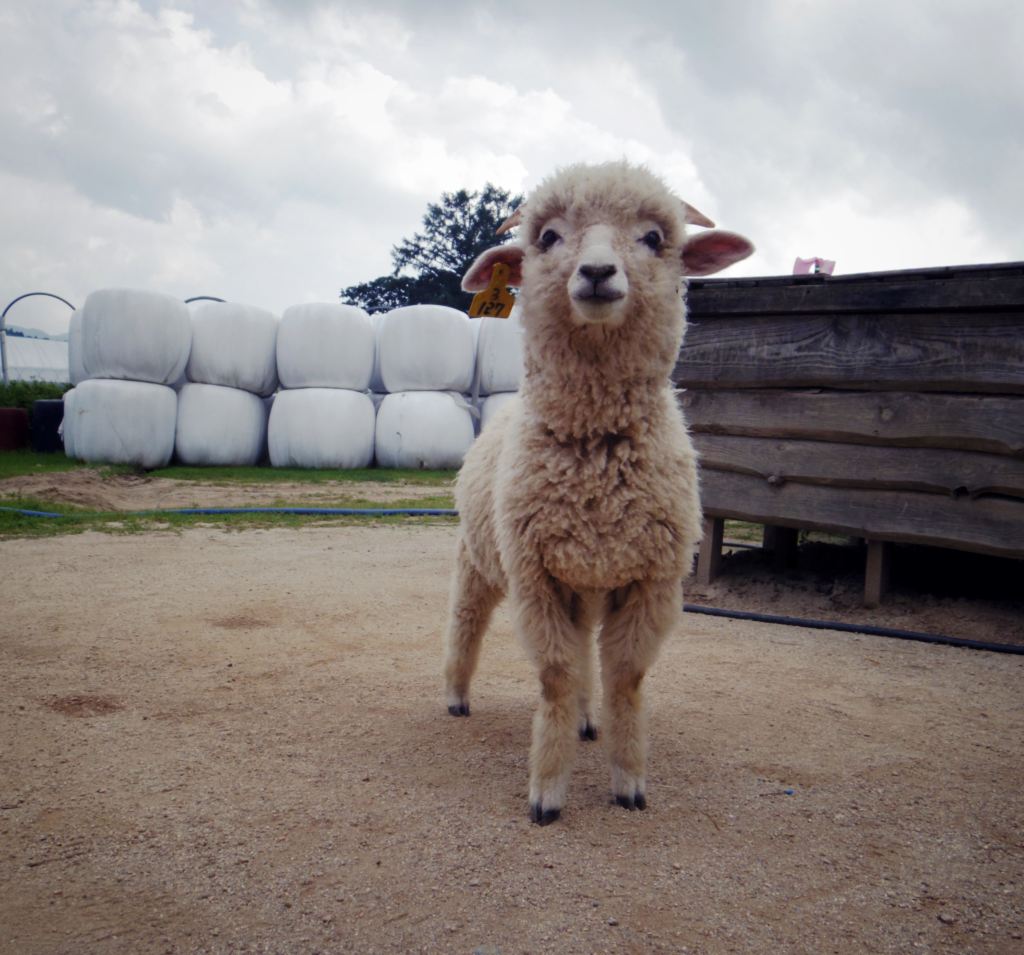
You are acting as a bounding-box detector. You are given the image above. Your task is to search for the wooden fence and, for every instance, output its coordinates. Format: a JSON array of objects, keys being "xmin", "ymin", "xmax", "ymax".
[{"xmin": 675, "ymin": 261, "xmax": 1024, "ymax": 605}]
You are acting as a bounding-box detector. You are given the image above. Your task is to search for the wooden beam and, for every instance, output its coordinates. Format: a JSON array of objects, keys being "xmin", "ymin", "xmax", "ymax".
[
  {"xmin": 696, "ymin": 515, "xmax": 724, "ymax": 586},
  {"xmin": 699, "ymin": 468, "xmax": 1024, "ymax": 558},
  {"xmin": 687, "ymin": 267, "xmax": 1024, "ymax": 317},
  {"xmin": 692, "ymin": 433, "xmax": 1024, "ymax": 499},
  {"xmin": 674, "ymin": 311, "xmax": 1024, "ymax": 393},
  {"xmin": 679, "ymin": 389, "xmax": 1024, "ymax": 458},
  {"xmin": 864, "ymin": 540, "xmax": 892, "ymax": 608}
]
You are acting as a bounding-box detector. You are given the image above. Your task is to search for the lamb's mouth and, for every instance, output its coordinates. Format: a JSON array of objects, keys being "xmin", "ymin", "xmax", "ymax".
[
  {"xmin": 570, "ymin": 290, "xmax": 627, "ymax": 326},
  {"xmin": 572, "ymin": 288, "xmax": 626, "ymax": 304}
]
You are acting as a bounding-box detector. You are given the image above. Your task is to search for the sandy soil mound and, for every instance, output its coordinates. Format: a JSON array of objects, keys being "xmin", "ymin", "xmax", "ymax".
[{"xmin": 0, "ymin": 469, "xmax": 452, "ymax": 510}]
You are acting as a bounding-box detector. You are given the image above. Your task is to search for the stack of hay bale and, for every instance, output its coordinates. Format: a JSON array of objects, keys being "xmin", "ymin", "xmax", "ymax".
[
  {"xmin": 374, "ymin": 304, "xmax": 477, "ymax": 469},
  {"xmin": 62, "ymin": 289, "xmax": 191, "ymax": 469},
  {"xmin": 268, "ymin": 303, "xmax": 377, "ymax": 468},
  {"xmin": 473, "ymin": 310, "xmax": 524, "ymax": 431},
  {"xmin": 60, "ymin": 290, "xmax": 525, "ymax": 473},
  {"xmin": 175, "ymin": 301, "xmax": 279, "ymax": 466}
]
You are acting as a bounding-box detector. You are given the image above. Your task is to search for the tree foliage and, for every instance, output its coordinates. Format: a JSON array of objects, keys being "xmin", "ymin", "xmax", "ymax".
[{"xmin": 340, "ymin": 184, "xmax": 523, "ymax": 313}]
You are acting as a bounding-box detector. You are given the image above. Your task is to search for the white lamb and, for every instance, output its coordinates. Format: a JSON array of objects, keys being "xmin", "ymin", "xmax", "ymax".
[{"xmin": 444, "ymin": 161, "xmax": 753, "ymax": 824}]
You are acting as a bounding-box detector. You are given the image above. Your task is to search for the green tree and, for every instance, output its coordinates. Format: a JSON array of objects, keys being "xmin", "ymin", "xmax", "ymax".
[{"xmin": 341, "ymin": 184, "xmax": 523, "ymax": 313}]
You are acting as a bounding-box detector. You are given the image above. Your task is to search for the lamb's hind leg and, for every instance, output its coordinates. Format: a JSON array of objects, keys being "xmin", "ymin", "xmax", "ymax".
[
  {"xmin": 599, "ymin": 578, "xmax": 681, "ymax": 810},
  {"xmin": 443, "ymin": 539, "xmax": 502, "ymax": 717},
  {"xmin": 577, "ymin": 593, "xmax": 601, "ymax": 741}
]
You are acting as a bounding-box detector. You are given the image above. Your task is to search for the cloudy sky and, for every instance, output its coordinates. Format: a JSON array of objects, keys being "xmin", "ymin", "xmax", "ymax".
[{"xmin": 2, "ymin": 0, "xmax": 1021, "ymax": 335}]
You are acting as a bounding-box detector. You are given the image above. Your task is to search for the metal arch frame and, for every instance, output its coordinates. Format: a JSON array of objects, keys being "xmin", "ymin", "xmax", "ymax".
[
  {"xmin": 0, "ymin": 292, "xmax": 227, "ymax": 385},
  {"xmin": 1, "ymin": 292, "xmax": 76, "ymax": 386}
]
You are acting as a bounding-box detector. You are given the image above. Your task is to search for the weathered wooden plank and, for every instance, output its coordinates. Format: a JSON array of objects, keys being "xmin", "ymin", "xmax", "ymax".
[
  {"xmin": 687, "ymin": 268, "xmax": 1024, "ymax": 316},
  {"xmin": 691, "ymin": 261, "xmax": 1024, "ymax": 291},
  {"xmin": 674, "ymin": 311, "xmax": 1024, "ymax": 393},
  {"xmin": 698, "ymin": 468, "xmax": 1024, "ymax": 558},
  {"xmin": 678, "ymin": 390, "xmax": 1024, "ymax": 458},
  {"xmin": 692, "ymin": 433, "xmax": 1024, "ymax": 499}
]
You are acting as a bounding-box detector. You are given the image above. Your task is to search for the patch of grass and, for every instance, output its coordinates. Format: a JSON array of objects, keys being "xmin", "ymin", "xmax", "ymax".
[
  {"xmin": 0, "ymin": 496, "xmax": 457, "ymax": 540},
  {"xmin": 278, "ymin": 494, "xmax": 455, "ymax": 510},
  {"xmin": 151, "ymin": 464, "xmax": 456, "ymax": 486},
  {"xmin": 0, "ymin": 451, "xmax": 458, "ymax": 486},
  {"xmin": 0, "ymin": 450, "xmax": 86, "ymax": 480},
  {"xmin": 0, "ymin": 497, "xmax": 93, "ymax": 539},
  {"xmin": 0, "ymin": 450, "xmax": 141, "ymax": 481},
  {"xmin": 724, "ymin": 520, "xmax": 764, "ymax": 543}
]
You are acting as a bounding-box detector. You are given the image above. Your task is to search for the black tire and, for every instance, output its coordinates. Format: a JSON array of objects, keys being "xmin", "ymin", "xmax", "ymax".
[
  {"xmin": 0, "ymin": 407, "xmax": 30, "ymax": 450},
  {"xmin": 31, "ymin": 399, "xmax": 66, "ymax": 452}
]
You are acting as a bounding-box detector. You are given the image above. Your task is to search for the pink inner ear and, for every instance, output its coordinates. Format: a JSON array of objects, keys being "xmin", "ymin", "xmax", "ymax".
[
  {"xmin": 681, "ymin": 231, "xmax": 754, "ymax": 276},
  {"xmin": 462, "ymin": 245, "xmax": 525, "ymax": 291}
]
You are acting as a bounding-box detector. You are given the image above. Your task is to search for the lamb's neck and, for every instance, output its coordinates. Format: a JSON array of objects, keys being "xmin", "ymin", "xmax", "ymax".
[{"xmin": 520, "ymin": 361, "xmax": 668, "ymax": 441}]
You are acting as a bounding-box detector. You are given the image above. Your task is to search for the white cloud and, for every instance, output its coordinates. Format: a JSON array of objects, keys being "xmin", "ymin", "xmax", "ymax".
[
  {"xmin": 1, "ymin": 0, "xmax": 1020, "ymax": 336},
  {"xmin": 746, "ymin": 190, "xmax": 1008, "ymax": 280}
]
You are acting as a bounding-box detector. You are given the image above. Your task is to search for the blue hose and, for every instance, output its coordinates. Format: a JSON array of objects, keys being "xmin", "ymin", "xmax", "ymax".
[{"xmin": 682, "ymin": 603, "xmax": 1023, "ymax": 655}]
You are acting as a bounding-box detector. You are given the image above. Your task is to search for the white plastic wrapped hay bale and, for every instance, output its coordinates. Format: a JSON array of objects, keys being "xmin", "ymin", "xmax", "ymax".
[
  {"xmin": 80, "ymin": 288, "xmax": 191, "ymax": 385},
  {"xmin": 187, "ymin": 301, "xmax": 279, "ymax": 396},
  {"xmin": 67, "ymin": 310, "xmax": 87, "ymax": 385},
  {"xmin": 268, "ymin": 388, "xmax": 375, "ymax": 469},
  {"xmin": 368, "ymin": 313, "xmax": 386, "ymax": 394},
  {"xmin": 375, "ymin": 391, "xmax": 475, "ymax": 469},
  {"xmin": 475, "ymin": 311, "xmax": 524, "ymax": 395},
  {"xmin": 277, "ymin": 303, "xmax": 375, "ymax": 390},
  {"xmin": 60, "ymin": 387, "xmax": 78, "ymax": 459},
  {"xmin": 378, "ymin": 305, "xmax": 475, "ymax": 393},
  {"xmin": 69, "ymin": 379, "xmax": 177, "ymax": 469},
  {"xmin": 175, "ymin": 383, "xmax": 268, "ymax": 467},
  {"xmin": 261, "ymin": 393, "xmax": 276, "ymax": 464},
  {"xmin": 480, "ymin": 392, "xmax": 519, "ymax": 432}
]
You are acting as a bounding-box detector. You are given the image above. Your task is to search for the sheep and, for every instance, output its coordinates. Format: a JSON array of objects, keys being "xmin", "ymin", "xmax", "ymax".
[{"xmin": 443, "ymin": 161, "xmax": 754, "ymax": 824}]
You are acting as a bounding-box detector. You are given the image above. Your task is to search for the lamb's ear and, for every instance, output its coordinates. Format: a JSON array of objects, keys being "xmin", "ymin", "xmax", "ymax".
[
  {"xmin": 462, "ymin": 244, "xmax": 526, "ymax": 291},
  {"xmin": 680, "ymin": 230, "xmax": 754, "ymax": 276}
]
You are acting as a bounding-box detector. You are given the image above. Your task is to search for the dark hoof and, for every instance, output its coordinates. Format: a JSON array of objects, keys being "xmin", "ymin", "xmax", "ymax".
[
  {"xmin": 447, "ymin": 702, "xmax": 470, "ymax": 717},
  {"xmin": 614, "ymin": 792, "xmax": 647, "ymax": 811},
  {"xmin": 579, "ymin": 721, "xmax": 598, "ymax": 742},
  {"xmin": 529, "ymin": 803, "xmax": 561, "ymax": 826}
]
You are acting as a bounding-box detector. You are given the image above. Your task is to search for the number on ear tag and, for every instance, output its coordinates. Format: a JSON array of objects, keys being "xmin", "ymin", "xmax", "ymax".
[{"xmin": 469, "ymin": 262, "xmax": 516, "ymax": 318}]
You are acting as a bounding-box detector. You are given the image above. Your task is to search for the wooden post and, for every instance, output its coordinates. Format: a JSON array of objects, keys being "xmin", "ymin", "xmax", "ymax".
[
  {"xmin": 864, "ymin": 539, "xmax": 892, "ymax": 608},
  {"xmin": 763, "ymin": 524, "xmax": 799, "ymax": 570},
  {"xmin": 696, "ymin": 515, "xmax": 725, "ymax": 585}
]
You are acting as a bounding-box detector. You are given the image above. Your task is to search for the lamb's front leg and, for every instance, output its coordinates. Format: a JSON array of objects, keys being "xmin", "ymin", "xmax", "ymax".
[
  {"xmin": 598, "ymin": 577, "xmax": 681, "ymax": 811},
  {"xmin": 514, "ymin": 578, "xmax": 590, "ymax": 825}
]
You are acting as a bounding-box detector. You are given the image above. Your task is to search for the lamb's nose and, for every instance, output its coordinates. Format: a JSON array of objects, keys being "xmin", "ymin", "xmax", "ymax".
[{"xmin": 578, "ymin": 263, "xmax": 617, "ymax": 284}]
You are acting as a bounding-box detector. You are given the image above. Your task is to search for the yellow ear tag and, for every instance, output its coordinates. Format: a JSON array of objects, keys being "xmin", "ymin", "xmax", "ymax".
[{"xmin": 468, "ymin": 262, "xmax": 516, "ymax": 318}]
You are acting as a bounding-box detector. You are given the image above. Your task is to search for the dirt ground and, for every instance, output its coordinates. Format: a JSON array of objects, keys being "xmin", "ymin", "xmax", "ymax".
[
  {"xmin": 4, "ymin": 468, "xmax": 1022, "ymax": 646},
  {"xmin": 1, "ymin": 482, "xmax": 1022, "ymax": 953}
]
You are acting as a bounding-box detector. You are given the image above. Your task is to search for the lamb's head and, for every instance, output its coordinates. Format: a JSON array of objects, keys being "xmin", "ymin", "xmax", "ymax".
[{"xmin": 463, "ymin": 162, "xmax": 754, "ymax": 339}]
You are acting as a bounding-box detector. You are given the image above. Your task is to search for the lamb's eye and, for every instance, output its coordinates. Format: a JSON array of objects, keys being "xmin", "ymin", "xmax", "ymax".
[
  {"xmin": 539, "ymin": 228, "xmax": 561, "ymax": 250},
  {"xmin": 641, "ymin": 230, "xmax": 663, "ymax": 251}
]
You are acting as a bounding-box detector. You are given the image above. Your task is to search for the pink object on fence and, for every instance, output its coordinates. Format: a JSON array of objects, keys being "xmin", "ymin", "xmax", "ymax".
[{"xmin": 793, "ymin": 256, "xmax": 836, "ymax": 275}]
